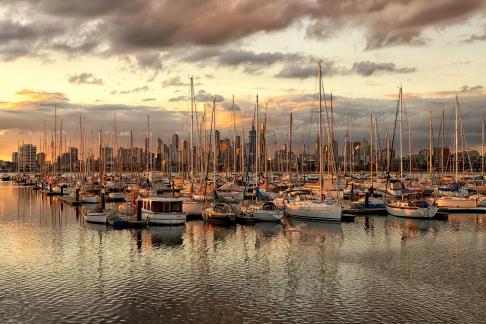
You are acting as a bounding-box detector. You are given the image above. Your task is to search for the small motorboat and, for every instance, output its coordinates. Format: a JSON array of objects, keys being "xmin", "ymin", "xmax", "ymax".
[{"xmin": 141, "ymin": 197, "xmax": 186, "ymax": 225}]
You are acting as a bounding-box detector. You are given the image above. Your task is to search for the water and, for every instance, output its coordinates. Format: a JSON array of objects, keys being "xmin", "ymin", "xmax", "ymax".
[{"xmin": 1, "ymin": 182, "xmax": 485, "ymax": 323}]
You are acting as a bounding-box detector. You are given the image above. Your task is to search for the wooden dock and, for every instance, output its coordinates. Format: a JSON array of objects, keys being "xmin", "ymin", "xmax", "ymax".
[
  {"xmin": 343, "ymin": 208, "xmax": 387, "ymax": 215},
  {"xmin": 40, "ymin": 190, "xmax": 60, "ymax": 196},
  {"xmin": 341, "ymin": 214, "xmax": 356, "ymax": 222},
  {"xmin": 438, "ymin": 207, "xmax": 486, "ymax": 214}
]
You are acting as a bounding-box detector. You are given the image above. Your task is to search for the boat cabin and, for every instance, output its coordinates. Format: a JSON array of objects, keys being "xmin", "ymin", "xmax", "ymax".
[{"xmin": 142, "ymin": 198, "xmax": 182, "ymax": 213}]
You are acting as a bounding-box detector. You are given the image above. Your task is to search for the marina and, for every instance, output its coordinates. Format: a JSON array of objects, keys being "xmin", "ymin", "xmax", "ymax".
[
  {"xmin": 1, "ymin": 1, "xmax": 486, "ymax": 322},
  {"xmin": 1, "ymin": 180, "xmax": 486, "ymax": 323}
]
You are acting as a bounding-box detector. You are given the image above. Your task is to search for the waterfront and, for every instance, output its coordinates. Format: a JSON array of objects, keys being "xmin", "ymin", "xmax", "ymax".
[{"xmin": 1, "ymin": 182, "xmax": 486, "ymax": 323}]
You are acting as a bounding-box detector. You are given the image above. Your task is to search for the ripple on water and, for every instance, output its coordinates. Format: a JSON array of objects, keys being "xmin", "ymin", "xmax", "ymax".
[{"xmin": 1, "ymin": 183, "xmax": 486, "ymax": 323}]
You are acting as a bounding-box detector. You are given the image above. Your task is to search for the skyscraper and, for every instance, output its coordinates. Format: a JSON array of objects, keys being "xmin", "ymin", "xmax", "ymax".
[{"xmin": 19, "ymin": 144, "xmax": 37, "ymax": 172}]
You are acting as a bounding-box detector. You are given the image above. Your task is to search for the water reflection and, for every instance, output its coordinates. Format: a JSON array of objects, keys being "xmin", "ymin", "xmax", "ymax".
[
  {"xmin": 145, "ymin": 226, "xmax": 185, "ymax": 247},
  {"xmin": 1, "ymin": 182, "xmax": 486, "ymax": 323}
]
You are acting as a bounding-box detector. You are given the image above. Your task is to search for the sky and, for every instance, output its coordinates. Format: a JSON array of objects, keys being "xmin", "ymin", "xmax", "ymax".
[{"xmin": 1, "ymin": 0, "xmax": 486, "ymax": 161}]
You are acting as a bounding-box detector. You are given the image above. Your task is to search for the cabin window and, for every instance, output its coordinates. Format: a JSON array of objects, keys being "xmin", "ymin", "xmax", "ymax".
[
  {"xmin": 150, "ymin": 201, "xmax": 171, "ymax": 213},
  {"xmin": 170, "ymin": 201, "xmax": 182, "ymax": 212}
]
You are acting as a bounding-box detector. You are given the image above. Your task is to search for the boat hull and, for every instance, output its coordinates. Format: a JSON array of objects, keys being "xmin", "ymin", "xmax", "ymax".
[
  {"xmin": 84, "ymin": 212, "xmax": 107, "ymax": 224},
  {"xmin": 285, "ymin": 202, "xmax": 342, "ymax": 222},
  {"xmin": 436, "ymin": 197, "xmax": 477, "ymax": 209},
  {"xmin": 143, "ymin": 211, "xmax": 186, "ymax": 225},
  {"xmin": 385, "ymin": 204, "xmax": 438, "ymax": 218}
]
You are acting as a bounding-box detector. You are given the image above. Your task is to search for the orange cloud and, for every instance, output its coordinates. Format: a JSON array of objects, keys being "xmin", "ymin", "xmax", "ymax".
[
  {"xmin": 0, "ymin": 89, "xmax": 68, "ymax": 110},
  {"xmin": 16, "ymin": 89, "xmax": 68, "ymax": 102}
]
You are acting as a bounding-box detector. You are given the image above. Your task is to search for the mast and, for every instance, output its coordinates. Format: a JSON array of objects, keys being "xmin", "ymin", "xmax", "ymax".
[
  {"xmin": 60, "ymin": 120, "xmax": 62, "ymax": 173},
  {"xmin": 349, "ymin": 113, "xmax": 353, "ymax": 175},
  {"xmin": 44, "ymin": 120, "xmax": 47, "ymax": 176},
  {"xmin": 264, "ymin": 104, "xmax": 268, "ymax": 184},
  {"xmin": 370, "ymin": 114, "xmax": 373, "ymax": 186},
  {"xmin": 288, "ymin": 112, "xmax": 293, "ymax": 188},
  {"xmin": 455, "ymin": 95, "xmax": 459, "ymax": 181},
  {"xmin": 232, "ymin": 95, "xmax": 236, "ymax": 175},
  {"xmin": 441, "ymin": 110, "xmax": 445, "ymax": 174},
  {"xmin": 130, "ymin": 131, "xmax": 134, "ymax": 178},
  {"xmin": 318, "ymin": 62, "xmax": 324, "ymax": 200},
  {"xmin": 146, "ymin": 115, "xmax": 150, "ymax": 173},
  {"xmin": 375, "ymin": 117, "xmax": 379, "ymax": 176},
  {"xmin": 255, "ymin": 95, "xmax": 259, "ymax": 186},
  {"xmin": 99, "ymin": 129, "xmax": 103, "ymax": 180},
  {"xmin": 399, "ymin": 86, "xmax": 403, "ymax": 183},
  {"xmin": 212, "ymin": 97, "xmax": 217, "ymax": 189},
  {"xmin": 54, "ymin": 105, "xmax": 57, "ymax": 175},
  {"xmin": 482, "ymin": 118, "xmax": 485, "ymax": 179},
  {"xmin": 408, "ymin": 119, "xmax": 412, "ymax": 174},
  {"xmin": 190, "ymin": 76, "xmax": 195, "ymax": 184},
  {"xmin": 429, "ymin": 111, "xmax": 433, "ymax": 181}
]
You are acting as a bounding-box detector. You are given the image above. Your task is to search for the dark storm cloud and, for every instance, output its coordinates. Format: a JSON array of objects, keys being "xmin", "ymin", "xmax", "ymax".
[
  {"xmin": 2, "ymin": 0, "xmax": 484, "ymax": 62},
  {"xmin": 350, "ymin": 61, "xmax": 416, "ymax": 77},
  {"xmin": 68, "ymin": 73, "xmax": 104, "ymax": 85}
]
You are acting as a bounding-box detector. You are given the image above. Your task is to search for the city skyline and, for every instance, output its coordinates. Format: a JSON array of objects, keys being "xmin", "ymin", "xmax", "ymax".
[{"xmin": 1, "ymin": 1, "xmax": 486, "ymax": 160}]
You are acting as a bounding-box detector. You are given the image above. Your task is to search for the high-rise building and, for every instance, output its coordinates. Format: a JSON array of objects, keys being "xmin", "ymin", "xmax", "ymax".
[
  {"xmin": 433, "ymin": 147, "xmax": 450, "ymax": 172},
  {"xmin": 37, "ymin": 152, "xmax": 46, "ymax": 169},
  {"xmin": 19, "ymin": 144, "xmax": 37, "ymax": 172}
]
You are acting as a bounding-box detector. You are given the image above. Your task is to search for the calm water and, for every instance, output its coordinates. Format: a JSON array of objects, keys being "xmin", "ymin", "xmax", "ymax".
[{"xmin": 1, "ymin": 183, "xmax": 485, "ymax": 323}]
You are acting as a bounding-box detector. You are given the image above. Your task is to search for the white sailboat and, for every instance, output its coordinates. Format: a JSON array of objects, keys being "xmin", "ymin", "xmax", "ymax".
[
  {"xmin": 385, "ymin": 88, "xmax": 437, "ymax": 218},
  {"xmin": 84, "ymin": 130, "xmax": 107, "ymax": 224},
  {"xmin": 385, "ymin": 199, "xmax": 438, "ymax": 218},
  {"xmin": 284, "ymin": 63, "xmax": 342, "ymax": 222}
]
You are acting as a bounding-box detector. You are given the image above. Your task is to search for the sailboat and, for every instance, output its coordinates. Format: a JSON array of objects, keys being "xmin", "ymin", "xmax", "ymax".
[
  {"xmin": 84, "ymin": 129, "xmax": 107, "ymax": 224},
  {"xmin": 385, "ymin": 87, "xmax": 437, "ymax": 218},
  {"xmin": 435, "ymin": 96, "xmax": 482, "ymax": 210},
  {"xmin": 284, "ymin": 63, "xmax": 342, "ymax": 222},
  {"xmin": 238, "ymin": 96, "xmax": 283, "ymax": 223},
  {"xmin": 202, "ymin": 97, "xmax": 237, "ymax": 224}
]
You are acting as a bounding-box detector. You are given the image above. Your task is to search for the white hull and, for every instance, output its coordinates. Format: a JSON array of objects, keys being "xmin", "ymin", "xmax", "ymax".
[
  {"xmin": 285, "ymin": 201, "xmax": 341, "ymax": 222},
  {"xmin": 84, "ymin": 212, "xmax": 107, "ymax": 224},
  {"xmin": 143, "ymin": 210, "xmax": 186, "ymax": 225},
  {"xmin": 385, "ymin": 205, "xmax": 437, "ymax": 218},
  {"xmin": 436, "ymin": 197, "xmax": 478, "ymax": 208}
]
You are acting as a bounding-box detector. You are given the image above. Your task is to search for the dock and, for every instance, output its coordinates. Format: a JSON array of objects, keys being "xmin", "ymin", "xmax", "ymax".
[
  {"xmin": 342, "ymin": 208, "xmax": 387, "ymax": 215},
  {"xmin": 438, "ymin": 207, "xmax": 486, "ymax": 214},
  {"xmin": 40, "ymin": 190, "xmax": 60, "ymax": 196},
  {"xmin": 341, "ymin": 214, "xmax": 356, "ymax": 222}
]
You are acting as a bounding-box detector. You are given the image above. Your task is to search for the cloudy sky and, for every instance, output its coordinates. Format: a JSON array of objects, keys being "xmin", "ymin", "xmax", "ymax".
[{"xmin": 1, "ymin": 0, "xmax": 486, "ymax": 161}]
